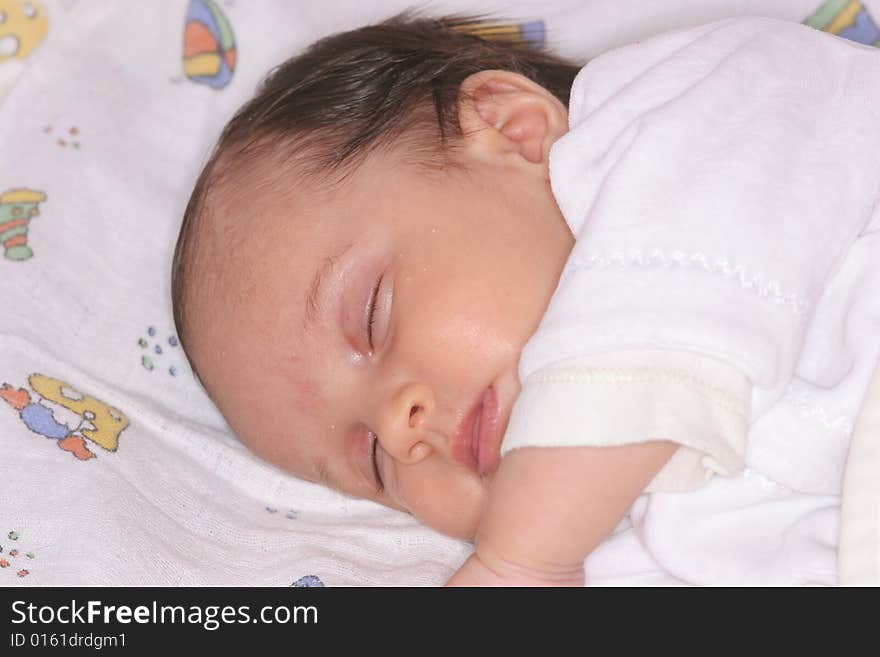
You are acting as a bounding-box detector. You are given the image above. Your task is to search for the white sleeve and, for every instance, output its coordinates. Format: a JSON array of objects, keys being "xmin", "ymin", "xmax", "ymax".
[
  {"xmin": 502, "ymin": 350, "xmax": 749, "ymax": 491},
  {"xmin": 502, "ymin": 18, "xmax": 880, "ymax": 490}
]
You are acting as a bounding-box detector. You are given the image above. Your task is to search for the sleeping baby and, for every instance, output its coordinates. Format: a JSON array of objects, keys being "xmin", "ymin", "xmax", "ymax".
[{"xmin": 171, "ymin": 13, "xmax": 880, "ymax": 585}]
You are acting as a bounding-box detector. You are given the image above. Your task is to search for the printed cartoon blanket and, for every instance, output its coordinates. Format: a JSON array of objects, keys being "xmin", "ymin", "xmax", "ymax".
[{"xmin": 1, "ymin": 0, "xmax": 878, "ymax": 586}]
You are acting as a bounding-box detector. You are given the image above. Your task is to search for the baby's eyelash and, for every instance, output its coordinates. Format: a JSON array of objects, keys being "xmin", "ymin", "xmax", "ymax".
[
  {"xmin": 370, "ymin": 432, "xmax": 384, "ymax": 493},
  {"xmin": 366, "ymin": 276, "xmax": 382, "ymax": 350}
]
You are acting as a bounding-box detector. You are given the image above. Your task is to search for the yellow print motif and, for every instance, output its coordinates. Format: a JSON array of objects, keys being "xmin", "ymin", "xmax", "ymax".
[
  {"xmin": 0, "ymin": 1, "xmax": 48, "ymax": 62},
  {"xmin": 28, "ymin": 374, "xmax": 129, "ymax": 451}
]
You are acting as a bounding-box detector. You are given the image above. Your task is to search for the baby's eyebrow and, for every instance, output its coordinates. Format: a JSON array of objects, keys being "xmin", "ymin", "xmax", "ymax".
[{"xmin": 303, "ymin": 242, "xmax": 353, "ymax": 335}]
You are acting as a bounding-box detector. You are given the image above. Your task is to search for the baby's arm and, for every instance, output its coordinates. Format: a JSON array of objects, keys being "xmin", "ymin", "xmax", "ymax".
[{"xmin": 446, "ymin": 440, "xmax": 677, "ymax": 586}]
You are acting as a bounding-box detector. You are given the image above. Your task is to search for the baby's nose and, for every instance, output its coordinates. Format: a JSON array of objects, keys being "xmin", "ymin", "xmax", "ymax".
[{"xmin": 376, "ymin": 383, "xmax": 435, "ymax": 463}]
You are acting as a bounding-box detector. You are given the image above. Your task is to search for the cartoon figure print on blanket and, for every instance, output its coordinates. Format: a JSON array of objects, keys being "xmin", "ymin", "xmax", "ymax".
[
  {"xmin": 0, "ymin": 188, "xmax": 46, "ymax": 261},
  {"xmin": 0, "ymin": 374, "xmax": 129, "ymax": 461},
  {"xmin": 0, "ymin": 0, "xmax": 48, "ymax": 63},
  {"xmin": 806, "ymin": 0, "xmax": 880, "ymax": 45},
  {"xmin": 182, "ymin": 0, "xmax": 236, "ymax": 90}
]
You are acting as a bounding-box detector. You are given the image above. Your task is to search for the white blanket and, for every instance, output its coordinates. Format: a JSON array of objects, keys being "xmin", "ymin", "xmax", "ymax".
[{"xmin": 2, "ymin": 0, "xmax": 879, "ymax": 586}]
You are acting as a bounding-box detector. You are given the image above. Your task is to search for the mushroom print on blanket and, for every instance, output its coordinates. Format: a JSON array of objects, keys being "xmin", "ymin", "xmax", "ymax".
[
  {"xmin": 805, "ymin": 0, "xmax": 880, "ymax": 46},
  {"xmin": 0, "ymin": 374, "xmax": 130, "ymax": 461}
]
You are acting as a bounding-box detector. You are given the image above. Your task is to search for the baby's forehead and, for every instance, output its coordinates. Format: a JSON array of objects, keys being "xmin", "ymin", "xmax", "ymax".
[
  {"xmin": 191, "ymin": 149, "xmax": 360, "ymax": 320},
  {"xmin": 196, "ymin": 158, "xmax": 307, "ymax": 276},
  {"xmin": 205, "ymin": 147, "xmax": 297, "ymax": 227},
  {"xmin": 193, "ymin": 139, "xmax": 422, "ymax": 310},
  {"xmin": 202, "ymin": 140, "xmax": 354, "ymax": 239}
]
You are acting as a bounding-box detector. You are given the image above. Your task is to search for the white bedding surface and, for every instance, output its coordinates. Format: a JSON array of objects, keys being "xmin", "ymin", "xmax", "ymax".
[
  {"xmin": 840, "ymin": 360, "xmax": 880, "ymax": 585},
  {"xmin": 1, "ymin": 0, "xmax": 877, "ymax": 586}
]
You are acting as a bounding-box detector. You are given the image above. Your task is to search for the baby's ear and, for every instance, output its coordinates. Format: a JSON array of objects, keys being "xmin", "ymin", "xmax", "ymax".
[{"xmin": 457, "ymin": 70, "xmax": 568, "ymax": 168}]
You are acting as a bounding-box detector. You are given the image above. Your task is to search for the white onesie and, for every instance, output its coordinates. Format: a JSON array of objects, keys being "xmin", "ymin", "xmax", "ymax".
[{"xmin": 501, "ymin": 17, "xmax": 880, "ymax": 492}]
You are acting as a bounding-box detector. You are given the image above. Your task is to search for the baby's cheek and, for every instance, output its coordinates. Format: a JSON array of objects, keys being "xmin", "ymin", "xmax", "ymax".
[
  {"xmin": 396, "ymin": 466, "xmax": 486, "ymax": 540},
  {"xmin": 271, "ymin": 351, "xmax": 324, "ymax": 411}
]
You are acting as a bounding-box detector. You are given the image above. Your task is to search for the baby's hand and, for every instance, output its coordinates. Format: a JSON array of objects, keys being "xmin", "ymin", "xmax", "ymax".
[
  {"xmin": 446, "ymin": 441, "xmax": 678, "ymax": 588},
  {"xmin": 445, "ymin": 552, "xmax": 584, "ymax": 587}
]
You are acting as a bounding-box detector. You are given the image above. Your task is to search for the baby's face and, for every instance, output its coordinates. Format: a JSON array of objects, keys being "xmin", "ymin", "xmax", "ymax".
[{"xmin": 188, "ymin": 145, "xmax": 572, "ymax": 539}]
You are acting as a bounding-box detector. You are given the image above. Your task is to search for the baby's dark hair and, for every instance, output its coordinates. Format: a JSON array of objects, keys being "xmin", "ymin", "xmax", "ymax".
[{"xmin": 171, "ymin": 10, "xmax": 581, "ymax": 374}]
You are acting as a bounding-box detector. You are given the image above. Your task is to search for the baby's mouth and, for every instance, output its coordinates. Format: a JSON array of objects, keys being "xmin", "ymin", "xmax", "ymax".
[{"xmin": 453, "ymin": 386, "xmax": 502, "ymax": 477}]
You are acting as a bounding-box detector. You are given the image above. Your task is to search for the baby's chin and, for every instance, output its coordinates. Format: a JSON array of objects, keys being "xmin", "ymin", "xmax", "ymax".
[
  {"xmin": 365, "ymin": 494, "xmax": 475, "ymax": 541},
  {"xmin": 408, "ymin": 487, "xmax": 487, "ymax": 542},
  {"xmin": 426, "ymin": 517, "xmax": 479, "ymax": 542}
]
